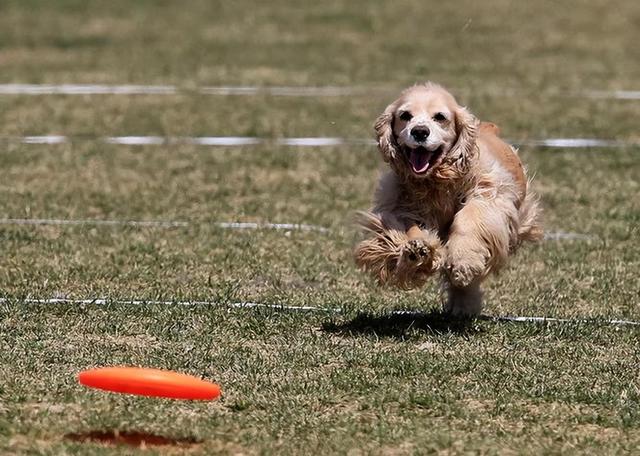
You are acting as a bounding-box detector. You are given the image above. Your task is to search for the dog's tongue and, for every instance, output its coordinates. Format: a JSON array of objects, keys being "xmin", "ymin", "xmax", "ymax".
[{"xmin": 409, "ymin": 148, "xmax": 433, "ymax": 174}]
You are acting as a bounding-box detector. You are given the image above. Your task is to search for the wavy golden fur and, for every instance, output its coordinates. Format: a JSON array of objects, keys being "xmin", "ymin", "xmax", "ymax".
[{"xmin": 355, "ymin": 83, "xmax": 543, "ymax": 315}]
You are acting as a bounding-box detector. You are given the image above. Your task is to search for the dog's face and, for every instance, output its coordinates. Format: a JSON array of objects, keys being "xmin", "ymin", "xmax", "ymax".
[{"xmin": 375, "ymin": 84, "xmax": 479, "ymax": 180}]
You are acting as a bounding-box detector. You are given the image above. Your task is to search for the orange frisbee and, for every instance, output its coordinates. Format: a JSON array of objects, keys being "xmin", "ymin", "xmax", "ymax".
[{"xmin": 78, "ymin": 367, "xmax": 221, "ymax": 400}]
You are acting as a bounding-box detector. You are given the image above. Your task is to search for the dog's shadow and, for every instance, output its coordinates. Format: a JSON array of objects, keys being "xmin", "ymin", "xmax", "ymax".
[{"xmin": 322, "ymin": 309, "xmax": 481, "ymax": 339}]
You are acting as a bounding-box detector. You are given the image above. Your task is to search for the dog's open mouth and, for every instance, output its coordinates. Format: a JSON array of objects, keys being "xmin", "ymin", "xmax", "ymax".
[{"xmin": 405, "ymin": 146, "xmax": 444, "ymax": 175}]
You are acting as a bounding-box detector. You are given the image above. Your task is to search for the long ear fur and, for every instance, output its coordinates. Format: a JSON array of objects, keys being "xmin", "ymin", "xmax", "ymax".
[
  {"xmin": 374, "ymin": 103, "xmax": 398, "ymax": 163},
  {"xmin": 450, "ymin": 105, "xmax": 479, "ymax": 171}
]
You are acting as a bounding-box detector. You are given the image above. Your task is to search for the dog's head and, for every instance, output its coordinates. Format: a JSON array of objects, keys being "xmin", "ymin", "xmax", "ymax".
[{"xmin": 374, "ymin": 83, "xmax": 479, "ymax": 181}]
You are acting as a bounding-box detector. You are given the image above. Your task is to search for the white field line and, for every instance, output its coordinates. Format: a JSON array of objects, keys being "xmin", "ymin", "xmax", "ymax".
[
  {"xmin": 390, "ymin": 310, "xmax": 640, "ymax": 326},
  {"xmin": 0, "ymin": 217, "xmax": 589, "ymax": 241},
  {"xmin": 1, "ymin": 84, "xmax": 640, "ymax": 100},
  {"xmin": 1, "ymin": 297, "xmax": 638, "ymax": 326},
  {"xmin": 188, "ymin": 136, "xmax": 262, "ymax": 146},
  {"xmin": 582, "ymin": 90, "xmax": 640, "ymax": 100},
  {"xmin": 0, "ymin": 218, "xmax": 190, "ymax": 228},
  {"xmin": 543, "ymin": 231, "xmax": 596, "ymax": 241},
  {"xmin": 276, "ymin": 137, "xmax": 351, "ymax": 147},
  {"xmin": 200, "ymin": 86, "xmax": 363, "ymax": 96},
  {"xmin": 0, "ymin": 84, "xmax": 363, "ymax": 97},
  {"xmin": 105, "ymin": 136, "xmax": 266, "ymax": 146},
  {"xmin": 21, "ymin": 135, "xmax": 68, "ymax": 144},
  {"xmin": 215, "ymin": 222, "xmax": 329, "ymax": 232},
  {"xmin": 0, "ymin": 218, "xmax": 329, "ymax": 233},
  {"xmin": 0, "ymin": 297, "xmax": 338, "ymax": 312},
  {"xmin": 4, "ymin": 135, "xmax": 373, "ymax": 147},
  {"xmin": 0, "ymin": 84, "xmax": 178, "ymax": 95},
  {"xmin": 3, "ymin": 135, "xmax": 639, "ymax": 148},
  {"xmin": 480, "ymin": 315, "xmax": 640, "ymax": 326},
  {"xmin": 105, "ymin": 136, "xmax": 166, "ymax": 145},
  {"xmin": 512, "ymin": 138, "xmax": 627, "ymax": 148}
]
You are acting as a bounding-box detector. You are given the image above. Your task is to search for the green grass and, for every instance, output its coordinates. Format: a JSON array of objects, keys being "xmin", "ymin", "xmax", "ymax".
[{"xmin": 0, "ymin": 0, "xmax": 639, "ymax": 454}]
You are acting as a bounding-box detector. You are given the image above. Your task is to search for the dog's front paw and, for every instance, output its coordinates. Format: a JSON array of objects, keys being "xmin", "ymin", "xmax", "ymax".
[
  {"xmin": 404, "ymin": 238, "xmax": 429, "ymax": 262},
  {"xmin": 447, "ymin": 262, "xmax": 481, "ymax": 288},
  {"xmin": 445, "ymin": 248, "xmax": 486, "ymax": 288},
  {"xmin": 400, "ymin": 238, "xmax": 442, "ymax": 271},
  {"xmin": 393, "ymin": 236, "xmax": 443, "ymax": 289}
]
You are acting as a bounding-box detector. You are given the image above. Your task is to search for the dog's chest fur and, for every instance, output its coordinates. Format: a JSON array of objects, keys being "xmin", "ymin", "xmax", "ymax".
[{"xmin": 397, "ymin": 177, "xmax": 468, "ymax": 236}]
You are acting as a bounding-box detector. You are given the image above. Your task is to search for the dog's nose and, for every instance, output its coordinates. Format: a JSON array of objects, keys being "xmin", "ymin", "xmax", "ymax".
[{"xmin": 410, "ymin": 127, "xmax": 430, "ymax": 142}]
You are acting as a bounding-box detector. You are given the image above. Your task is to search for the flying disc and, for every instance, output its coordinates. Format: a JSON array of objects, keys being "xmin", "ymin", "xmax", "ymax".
[{"xmin": 78, "ymin": 367, "xmax": 221, "ymax": 400}]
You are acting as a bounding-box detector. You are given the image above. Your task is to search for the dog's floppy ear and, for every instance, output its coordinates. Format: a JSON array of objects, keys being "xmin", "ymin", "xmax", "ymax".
[
  {"xmin": 450, "ymin": 105, "xmax": 479, "ymax": 167},
  {"xmin": 374, "ymin": 102, "xmax": 398, "ymax": 163}
]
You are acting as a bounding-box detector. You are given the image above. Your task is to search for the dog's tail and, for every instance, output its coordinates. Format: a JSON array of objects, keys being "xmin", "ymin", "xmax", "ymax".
[{"xmin": 517, "ymin": 190, "xmax": 543, "ymax": 242}]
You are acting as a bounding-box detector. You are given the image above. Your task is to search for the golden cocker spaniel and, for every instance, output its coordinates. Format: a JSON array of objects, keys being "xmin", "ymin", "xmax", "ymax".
[{"xmin": 354, "ymin": 82, "xmax": 542, "ymax": 316}]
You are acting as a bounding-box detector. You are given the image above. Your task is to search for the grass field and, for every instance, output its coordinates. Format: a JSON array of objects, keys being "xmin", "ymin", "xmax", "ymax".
[{"xmin": 1, "ymin": 0, "xmax": 639, "ymax": 454}]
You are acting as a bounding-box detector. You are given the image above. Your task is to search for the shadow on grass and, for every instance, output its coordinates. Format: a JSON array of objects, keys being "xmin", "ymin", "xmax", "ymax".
[
  {"xmin": 65, "ymin": 430, "xmax": 200, "ymax": 449},
  {"xmin": 322, "ymin": 309, "xmax": 482, "ymax": 339}
]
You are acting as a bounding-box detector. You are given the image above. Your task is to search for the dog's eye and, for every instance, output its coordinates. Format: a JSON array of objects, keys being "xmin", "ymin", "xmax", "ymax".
[
  {"xmin": 433, "ymin": 112, "xmax": 447, "ymax": 122},
  {"xmin": 399, "ymin": 111, "xmax": 413, "ymax": 121}
]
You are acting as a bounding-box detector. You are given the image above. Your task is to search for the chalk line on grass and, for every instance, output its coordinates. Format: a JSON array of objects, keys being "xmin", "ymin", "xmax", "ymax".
[
  {"xmin": 389, "ymin": 310, "xmax": 640, "ymax": 327},
  {"xmin": 582, "ymin": 90, "xmax": 640, "ymax": 100},
  {"xmin": 21, "ymin": 135, "xmax": 68, "ymax": 144},
  {"xmin": 5, "ymin": 135, "xmax": 364, "ymax": 147},
  {"xmin": 0, "ymin": 218, "xmax": 329, "ymax": 233},
  {"xmin": 0, "ymin": 218, "xmax": 191, "ymax": 228},
  {"xmin": 478, "ymin": 315, "xmax": 640, "ymax": 326},
  {"xmin": 106, "ymin": 136, "xmax": 266, "ymax": 146},
  {"xmin": 1, "ymin": 84, "xmax": 640, "ymax": 100},
  {"xmin": 200, "ymin": 86, "xmax": 363, "ymax": 96},
  {"xmin": 0, "ymin": 84, "xmax": 178, "ymax": 95},
  {"xmin": 276, "ymin": 137, "xmax": 349, "ymax": 147},
  {"xmin": 513, "ymin": 138, "xmax": 626, "ymax": 148},
  {"xmin": 543, "ymin": 231, "xmax": 596, "ymax": 241},
  {"xmin": 2, "ymin": 297, "xmax": 638, "ymax": 327},
  {"xmin": 3, "ymin": 135, "xmax": 639, "ymax": 148},
  {"xmin": 0, "ymin": 84, "xmax": 364, "ymax": 97},
  {"xmin": 105, "ymin": 136, "xmax": 167, "ymax": 145},
  {"xmin": 215, "ymin": 222, "xmax": 329, "ymax": 233},
  {"xmin": 0, "ymin": 297, "xmax": 338, "ymax": 313},
  {"xmin": 187, "ymin": 136, "xmax": 263, "ymax": 146},
  {"xmin": 0, "ymin": 217, "xmax": 589, "ymax": 240}
]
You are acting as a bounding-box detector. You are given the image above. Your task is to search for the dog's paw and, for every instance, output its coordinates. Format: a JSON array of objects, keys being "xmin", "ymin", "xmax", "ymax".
[
  {"xmin": 447, "ymin": 262, "xmax": 480, "ymax": 288},
  {"xmin": 444, "ymin": 237, "xmax": 490, "ymax": 288},
  {"xmin": 404, "ymin": 238, "xmax": 430, "ymax": 262},
  {"xmin": 445, "ymin": 252, "xmax": 486, "ymax": 288},
  {"xmin": 397, "ymin": 237, "xmax": 442, "ymax": 275}
]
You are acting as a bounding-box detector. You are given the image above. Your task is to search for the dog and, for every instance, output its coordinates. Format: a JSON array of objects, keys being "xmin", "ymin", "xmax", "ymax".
[{"xmin": 354, "ymin": 82, "xmax": 542, "ymax": 316}]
